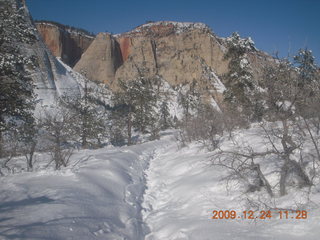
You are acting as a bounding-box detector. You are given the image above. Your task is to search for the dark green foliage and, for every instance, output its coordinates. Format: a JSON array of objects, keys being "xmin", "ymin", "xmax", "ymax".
[
  {"xmin": 0, "ymin": 0, "xmax": 37, "ymax": 157},
  {"xmin": 222, "ymin": 32, "xmax": 257, "ymax": 121},
  {"xmin": 159, "ymin": 101, "xmax": 171, "ymax": 130},
  {"xmin": 112, "ymin": 77, "xmax": 159, "ymax": 144},
  {"xmin": 260, "ymin": 59, "xmax": 295, "ymax": 120},
  {"xmin": 61, "ymin": 80, "xmax": 106, "ymax": 148},
  {"xmin": 293, "ymin": 49, "xmax": 320, "ymax": 119},
  {"xmin": 177, "ymin": 82, "xmax": 201, "ymax": 121},
  {"xmin": 294, "ymin": 49, "xmax": 317, "ymax": 87}
]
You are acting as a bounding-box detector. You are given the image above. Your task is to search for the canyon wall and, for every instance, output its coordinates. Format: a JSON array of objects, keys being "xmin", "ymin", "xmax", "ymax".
[
  {"xmin": 73, "ymin": 22, "xmax": 275, "ymax": 95},
  {"xmin": 36, "ymin": 22, "xmax": 94, "ymax": 67}
]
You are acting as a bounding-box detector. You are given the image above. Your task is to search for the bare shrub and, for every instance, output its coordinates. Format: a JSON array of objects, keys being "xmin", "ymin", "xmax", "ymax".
[
  {"xmin": 40, "ymin": 110, "xmax": 75, "ymax": 170},
  {"xmin": 180, "ymin": 103, "xmax": 224, "ymax": 150}
]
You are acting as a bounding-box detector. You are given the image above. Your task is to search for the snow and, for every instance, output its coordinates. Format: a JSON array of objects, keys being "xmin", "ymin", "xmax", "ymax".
[
  {"xmin": 1, "ymin": 127, "xmax": 320, "ymax": 239},
  {"xmin": 0, "ymin": 136, "xmax": 171, "ymax": 239},
  {"xmin": 210, "ymin": 97, "xmax": 222, "ymax": 112},
  {"xmin": 141, "ymin": 130, "xmax": 320, "ymax": 239},
  {"xmin": 210, "ymin": 71, "xmax": 226, "ymax": 93},
  {"xmin": 34, "ymin": 57, "xmax": 112, "ymax": 113},
  {"xmin": 240, "ymin": 57, "xmax": 249, "ymax": 69},
  {"xmin": 226, "ymin": 32, "xmax": 257, "ymax": 51},
  {"xmin": 122, "ymin": 21, "xmax": 211, "ymax": 36},
  {"xmin": 56, "ymin": 58, "xmax": 113, "ymax": 106}
]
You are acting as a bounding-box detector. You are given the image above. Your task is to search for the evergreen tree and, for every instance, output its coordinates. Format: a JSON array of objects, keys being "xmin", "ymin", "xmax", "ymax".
[
  {"xmin": 261, "ymin": 58, "xmax": 295, "ymax": 120},
  {"xmin": 223, "ymin": 32, "xmax": 256, "ymax": 120},
  {"xmin": 0, "ymin": 1, "xmax": 37, "ymax": 157},
  {"xmin": 61, "ymin": 79, "xmax": 106, "ymax": 148},
  {"xmin": 112, "ymin": 77, "xmax": 158, "ymax": 145},
  {"xmin": 293, "ymin": 49, "xmax": 320, "ymax": 119},
  {"xmin": 294, "ymin": 48, "xmax": 317, "ymax": 87},
  {"xmin": 177, "ymin": 82, "xmax": 201, "ymax": 122},
  {"xmin": 131, "ymin": 79, "xmax": 157, "ymax": 133},
  {"xmin": 159, "ymin": 101, "xmax": 171, "ymax": 130}
]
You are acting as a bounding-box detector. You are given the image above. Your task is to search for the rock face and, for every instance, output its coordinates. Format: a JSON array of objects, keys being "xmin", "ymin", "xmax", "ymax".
[
  {"xmin": 114, "ymin": 22, "xmax": 229, "ymax": 88},
  {"xmin": 36, "ymin": 21, "xmax": 94, "ymax": 67},
  {"xmin": 74, "ymin": 21, "xmax": 274, "ymax": 95},
  {"xmin": 73, "ymin": 33, "xmax": 123, "ymax": 84},
  {"xmin": 75, "ymin": 22, "xmax": 229, "ymax": 89}
]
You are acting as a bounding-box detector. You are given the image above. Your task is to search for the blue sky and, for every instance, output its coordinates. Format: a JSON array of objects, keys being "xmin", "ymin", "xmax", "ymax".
[{"xmin": 26, "ymin": 0, "xmax": 320, "ymax": 63}]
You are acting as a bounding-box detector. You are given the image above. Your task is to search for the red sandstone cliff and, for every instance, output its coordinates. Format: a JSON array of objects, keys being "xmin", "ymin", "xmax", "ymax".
[
  {"xmin": 37, "ymin": 20, "xmax": 276, "ymax": 106},
  {"xmin": 36, "ymin": 21, "xmax": 94, "ymax": 67}
]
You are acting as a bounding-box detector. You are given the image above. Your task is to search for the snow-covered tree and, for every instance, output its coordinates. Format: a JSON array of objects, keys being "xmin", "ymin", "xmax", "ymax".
[
  {"xmin": 177, "ymin": 81, "xmax": 201, "ymax": 122},
  {"xmin": 112, "ymin": 77, "xmax": 159, "ymax": 145},
  {"xmin": 223, "ymin": 32, "xmax": 256, "ymax": 121},
  {"xmin": 0, "ymin": 0, "xmax": 37, "ymax": 158},
  {"xmin": 294, "ymin": 48, "xmax": 317, "ymax": 87},
  {"xmin": 61, "ymin": 78, "xmax": 106, "ymax": 148}
]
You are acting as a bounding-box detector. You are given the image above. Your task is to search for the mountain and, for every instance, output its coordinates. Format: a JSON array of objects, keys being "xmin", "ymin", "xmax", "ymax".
[
  {"xmin": 35, "ymin": 21, "xmax": 94, "ymax": 67},
  {"xmin": 2, "ymin": 0, "xmax": 279, "ymax": 120},
  {"xmin": 36, "ymin": 21, "xmax": 275, "ymax": 94},
  {"xmin": 74, "ymin": 22, "xmax": 230, "ymax": 90},
  {"xmin": 75, "ymin": 22, "xmax": 274, "ymax": 84},
  {"xmin": 71, "ymin": 21, "xmax": 275, "ymax": 109}
]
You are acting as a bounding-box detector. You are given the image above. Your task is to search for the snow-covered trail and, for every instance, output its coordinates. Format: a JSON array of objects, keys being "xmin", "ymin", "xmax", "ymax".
[
  {"xmin": 141, "ymin": 141, "xmax": 320, "ymax": 240},
  {"xmin": 1, "ymin": 132, "xmax": 320, "ymax": 240},
  {"xmin": 142, "ymin": 142, "xmax": 245, "ymax": 240}
]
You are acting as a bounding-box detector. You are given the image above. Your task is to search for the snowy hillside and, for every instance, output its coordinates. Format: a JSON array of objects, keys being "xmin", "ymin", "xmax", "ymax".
[
  {"xmin": 1, "ymin": 128, "xmax": 319, "ymax": 240},
  {"xmin": 34, "ymin": 57, "xmax": 112, "ymax": 113}
]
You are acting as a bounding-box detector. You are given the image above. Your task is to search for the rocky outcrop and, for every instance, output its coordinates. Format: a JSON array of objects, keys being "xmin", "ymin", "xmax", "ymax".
[
  {"xmin": 114, "ymin": 22, "xmax": 229, "ymax": 89},
  {"xmin": 74, "ymin": 21, "xmax": 275, "ymax": 96},
  {"xmin": 73, "ymin": 33, "xmax": 122, "ymax": 84},
  {"xmin": 36, "ymin": 21, "xmax": 94, "ymax": 67},
  {"xmin": 74, "ymin": 22, "xmax": 229, "ymax": 90}
]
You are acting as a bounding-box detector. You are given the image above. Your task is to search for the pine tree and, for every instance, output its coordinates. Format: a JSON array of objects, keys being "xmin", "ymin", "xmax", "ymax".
[
  {"xmin": 131, "ymin": 78, "xmax": 158, "ymax": 133},
  {"xmin": 159, "ymin": 101, "xmax": 171, "ymax": 130},
  {"xmin": 112, "ymin": 77, "xmax": 158, "ymax": 145},
  {"xmin": 61, "ymin": 78, "xmax": 106, "ymax": 148},
  {"xmin": 223, "ymin": 32, "xmax": 256, "ymax": 120},
  {"xmin": 294, "ymin": 48, "xmax": 317, "ymax": 87},
  {"xmin": 178, "ymin": 83, "xmax": 200, "ymax": 122},
  {"xmin": 0, "ymin": 1, "xmax": 37, "ymax": 158},
  {"xmin": 293, "ymin": 49, "xmax": 320, "ymax": 120}
]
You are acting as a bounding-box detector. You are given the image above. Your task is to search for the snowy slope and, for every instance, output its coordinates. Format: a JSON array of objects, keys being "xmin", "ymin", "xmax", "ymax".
[
  {"xmin": 1, "ymin": 129, "xmax": 320, "ymax": 239},
  {"xmin": 0, "ymin": 137, "xmax": 172, "ymax": 240},
  {"xmin": 142, "ymin": 136, "xmax": 320, "ymax": 240},
  {"xmin": 34, "ymin": 57, "xmax": 112, "ymax": 114}
]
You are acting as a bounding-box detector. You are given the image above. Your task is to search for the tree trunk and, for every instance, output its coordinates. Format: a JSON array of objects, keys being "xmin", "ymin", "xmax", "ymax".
[
  {"xmin": 82, "ymin": 133, "xmax": 88, "ymax": 149},
  {"xmin": 280, "ymin": 161, "xmax": 289, "ymax": 196},
  {"xmin": 127, "ymin": 109, "xmax": 132, "ymax": 145},
  {"xmin": 288, "ymin": 159, "xmax": 312, "ymax": 187},
  {"xmin": 81, "ymin": 114, "xmax": 88, "ymax": 148},
  {"xmin": 0, "ymin": 130, "xmax": 3, "ymax": 159},
  {"xmin": 279, "ymin": 119, "xmax": 292, "ymax": 196},
  {"xmin": 27, "ymin": 141, "xmax": 36, "ymax": 170},
  {"xmin": 252, "ymin": 163, "xmax": 274, "ymax": 197}
]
